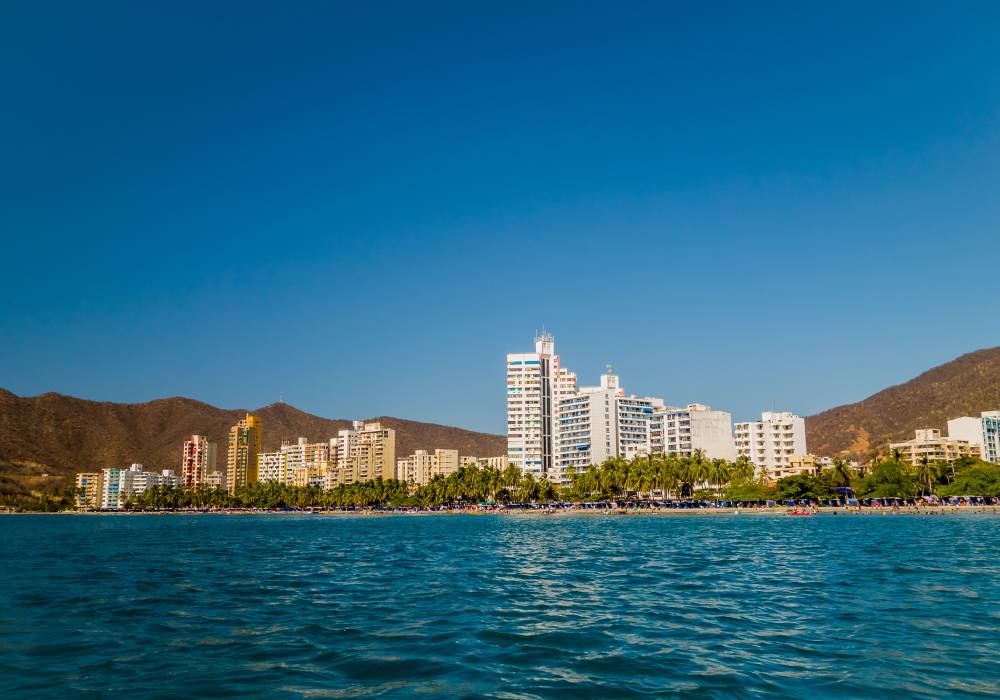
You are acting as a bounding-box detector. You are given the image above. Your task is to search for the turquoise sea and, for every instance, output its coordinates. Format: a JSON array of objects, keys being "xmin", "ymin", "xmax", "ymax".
[{"xmin": 1, "ymin": 513, "xmax": 999, "ymax": 698}]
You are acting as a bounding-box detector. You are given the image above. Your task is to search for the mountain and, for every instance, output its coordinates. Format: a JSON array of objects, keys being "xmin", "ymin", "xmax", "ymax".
[
  {"xmin": 805, "ymin": 347, "xmax": 1000, "ymax": 457},
  {"xmin": 0, "ymin": 389, "xmax": 506, "ymax": 501}
]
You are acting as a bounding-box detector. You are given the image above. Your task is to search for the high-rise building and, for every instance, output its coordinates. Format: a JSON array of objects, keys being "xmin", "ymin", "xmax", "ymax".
[
  {"xmin": 227, "ymin": 414, "xmax": 262, "ymax": 493},
  {"xmin": 556, "ymin": 368, "xmax": 662, "ymax": 482},
  {"xmin": 345, "ymin": 421, "xmax": 396, "ymax": 482},
  {"xmin": 507, "ymin": 333, "xmax": 577, "ymax": 480},
  {"xmin": 282, "ymin": 437, "xmax": 330, "ymax": 485},
  {"xmin": 181, "ymin": 435, "xmax": 217, "ymax": 487},
  {"xmin": 947, "ymin": 411, "xmax": 1000, "ymax": 463},
  {"xmin": 74, "ymin": 472, "xmax": 100, "ymax": 509},
  {"xmin": 96, "ymin": 464, "xmax": 177, "ymax": 509},
  {"xmin": 653, "ymin": 403, "xmax": 737, "ymax": 460},
  {"xmin": 98, "ymin": 466, "xmax": 126, "ymax": 510},
  {"xmin": 734, "ymin": 412, "xmax": 807, "ymax": 478},
  {"xmin": 258, "ymin": 450, "xmax": 288, "ymax": 483}
]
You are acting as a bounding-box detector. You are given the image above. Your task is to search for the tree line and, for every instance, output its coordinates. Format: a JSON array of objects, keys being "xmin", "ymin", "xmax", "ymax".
[{"xmin": 20, "ymin": 449, "xmax": 1000, "ymax": 512}]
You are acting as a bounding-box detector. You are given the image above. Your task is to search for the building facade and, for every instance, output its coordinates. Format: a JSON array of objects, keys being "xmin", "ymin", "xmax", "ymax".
[
  {"xmin": 734, "ymin": 412, "xmax": 807, "ymax": 478},
  {"xmin": 555, "ymin": 368, "xmax": 662, "ymax": 483},
  {"xmin": 507, "ymin": 334, "xmax": 577, "ymax": 481},
  {"xmin": 344, "ymin": 421, "xmax": 396, "ymax": 482},
  {"xmin": 205, "ymin": 470, "xmax": 227, "ymax": 490},
  {"xmin": 227, "ymin": 414, "xmax": 262, "ymax": 494},
  {"xmin": 258, "ymin": 450, "xmax": 288, "ymax": 483},
  {"xmin": 75, "ymin": 472, "xmax": 100, "ymax": 509},
  {"xmin": 181, "ymin": 435, "xmax": 217, "ymax": 487},
  {"xmin": 889, "ymin": 429, "xmax": 978, "ymax": 464},
  {"xmin": 947, "ymin": 411, "xmax": 1000, "ymax": 464},
  {"xmin": 396, "ymin": 448, "xmax": 464, "ymax": 485},
  {"xmin": 96, "ymin": 464, "xmax": 179, "ymax": 509},
  {"xmin": 653, "ymin": 403, "xmax": 737, "ymax": 460}
]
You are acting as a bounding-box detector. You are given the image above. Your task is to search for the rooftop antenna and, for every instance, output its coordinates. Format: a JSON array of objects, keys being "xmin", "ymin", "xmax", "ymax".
[{"xmin": 279, "ymin": 392, "xmax": 284, "ymax": 404}]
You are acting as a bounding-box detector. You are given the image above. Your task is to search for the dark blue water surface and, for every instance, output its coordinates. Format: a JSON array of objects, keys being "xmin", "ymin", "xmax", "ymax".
[{"xmin": 2, "ymin": 513, "xmax": 999, "ymax": 698}]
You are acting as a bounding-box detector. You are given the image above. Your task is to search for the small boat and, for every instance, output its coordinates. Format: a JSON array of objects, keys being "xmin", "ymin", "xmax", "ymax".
[{"xmin": 787, "ymin": 509, "xmax": 815, "ymax": 517}]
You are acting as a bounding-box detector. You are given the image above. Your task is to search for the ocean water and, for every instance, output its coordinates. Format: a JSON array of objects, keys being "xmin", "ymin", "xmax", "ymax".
[{"xmin": 1, "ymin": 513, "xmax": 999, "ymax": 698}]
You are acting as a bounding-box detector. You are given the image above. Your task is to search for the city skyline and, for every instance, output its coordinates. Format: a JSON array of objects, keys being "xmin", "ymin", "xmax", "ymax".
[{"xmin": 3, "ymin": 2, "xmax": 1000, "ymax": 432}]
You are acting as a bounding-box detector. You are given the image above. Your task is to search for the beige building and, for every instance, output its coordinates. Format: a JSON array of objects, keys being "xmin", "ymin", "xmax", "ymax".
[
  {"xmin": 343, "ymin": 421, "xmax": 396, "ymax": 482},
  {"xmin": 889, "ymin": 429, "xmax": 978, "ymax": 464},
  {"xmin": 227, "ymin": 414, "xmax": 262, "ymax": 493},
  {"xmin": 779, "ymin": 454, "xmax": 821, "ymax": 480},
  {"xmin": 283, "ymin": 438, "xmax": 330, "ymax": 486},
  {"xmin": 396, "ymin": 449, "xmax": 461, "ymax": 485},
  {"xmin": 398, "ymin": 451, "xmax": 511, "ymax": 485},
  {"xmin": 205, "ymin": 470, "xmax": 227, "ymax": 490},
  {"xmin": 75, "ymin": 472, "xmax": 100, "ymax": 509}
]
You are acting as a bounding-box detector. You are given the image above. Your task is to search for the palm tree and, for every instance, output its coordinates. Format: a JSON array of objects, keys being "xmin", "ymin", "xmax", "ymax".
[
  {"xmin": 731, "ymin": 455, "xmax": 755, "ymax": 484},
  {"xmin": 913, "ymin": 457, "xmax": 938, "ymax": 496},
  {"xmin": 830, "ymin": 458, "xmax": 854, "ymax": 489},
  {"xmin": 707, "ymin": 459, "xmax": 731, "ymax": 498}
]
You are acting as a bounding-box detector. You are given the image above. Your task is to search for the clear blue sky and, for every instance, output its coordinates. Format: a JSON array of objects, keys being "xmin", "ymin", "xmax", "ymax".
[{"xmin": 2, "ymin": 2, "xmax": 999, "ymax": 431}]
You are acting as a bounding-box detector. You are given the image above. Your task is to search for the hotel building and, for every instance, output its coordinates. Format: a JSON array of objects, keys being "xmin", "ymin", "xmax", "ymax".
[
  {"xmin": 326, "ymin": 421, "xmax": 396, "ymax": 483},
  {"xmin": 75, "ymin": 472, "xmax": 100, "ymax": 509},
  {"xmin": 96, "ymin": 464, "xmax": 179, "ymax": 509},
  {"xmin": 227, "ymin": 414, "xmax": 262, "ymax": 494},
  {"xmin": 258, "ymin": 450, "xmax": 288, "ymax": 483},
  {"xmin": 507, "ymin": 334, "xmax": 577, "ymax": 480},
  {"xmin": 396, "ymin": 448, "xmax": 462, "ymax": 485},
  {"xmin": 181, "ymin": 435, "xmax": 217, "ymax": 487},
  {"xmin": 283, "ymin": 437, "xmax": 330, "ymax": 486},
  {"xmin": 653, "ymin": 403, "xmax": 737, "ymax": 460},
  {"xmin": 889, "ymin": 429, "xmax": 978, "ymax": 464},
  {"xmin": 947, "ymin": 412, "xmax": 1000, "ymax": 463},
  {"xmin": 555, "ymin": 368, "xmax": 662, "ymax": 483},
  {"xmin": 98, "ymin": 466, "xmax": 127, "ymax": 509},
  {"xmin": 734, "ymin": 412, "xmax": 807, "ymax": 478}
]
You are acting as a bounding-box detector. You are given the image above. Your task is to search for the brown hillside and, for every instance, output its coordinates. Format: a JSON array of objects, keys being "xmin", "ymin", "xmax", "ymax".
[
  {"xmin": 805, "ymin": 347, "xmax": 1000, "ymax": 457},
  {"xmin": 0, "ymin": 390, "xmax": 506, "ymax": 494}
]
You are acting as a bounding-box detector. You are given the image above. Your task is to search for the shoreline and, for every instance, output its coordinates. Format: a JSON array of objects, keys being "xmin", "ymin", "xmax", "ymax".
[{"xmin": 5, "ymin": 505, "xmax": 999, "ymax": 517}]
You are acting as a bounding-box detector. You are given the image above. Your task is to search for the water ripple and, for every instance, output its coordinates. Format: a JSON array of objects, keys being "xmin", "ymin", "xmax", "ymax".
[{"xmin": 1, "ymin": 513, "xmax": 999, "ymax": 697}]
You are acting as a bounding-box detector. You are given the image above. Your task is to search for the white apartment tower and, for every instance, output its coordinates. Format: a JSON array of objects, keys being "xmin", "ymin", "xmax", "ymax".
[
  {"xmin": 653, "ymin": 403, "xmax": 737, "ymax": 460},
  {"xmin": 506, "ymin": 334, "xmax": 577, "ymax": 480},
  {"xmin": 734, "ymin": 411, "xmax": 807, "ymax": 478},
  {"xmin": 946, "ymin": 412, "xmax": 1000, "ymax": 463},
  {"xmin": 556, "ymin": 368, "xmax": 662, "ymax": 483}
]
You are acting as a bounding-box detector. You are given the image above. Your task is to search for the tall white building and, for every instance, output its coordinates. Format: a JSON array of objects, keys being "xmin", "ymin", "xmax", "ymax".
[
  {"xmin": 653, "ymin": 403, "xmax": 737, "ymax": 460},
  {"xmin": 506, "ymin": 334, "xmax": 577, "ymax": 480},
  {"xmin": 555, "ymin": 368, "xmax": 662, "ymax": 482},
  {"xmin": 946, "ymin": 411, "xmax": 1000, "ymax": 463},
  {"xmin": 734, "ymin": 411, "xmax": 807, "ymax": 478}
]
